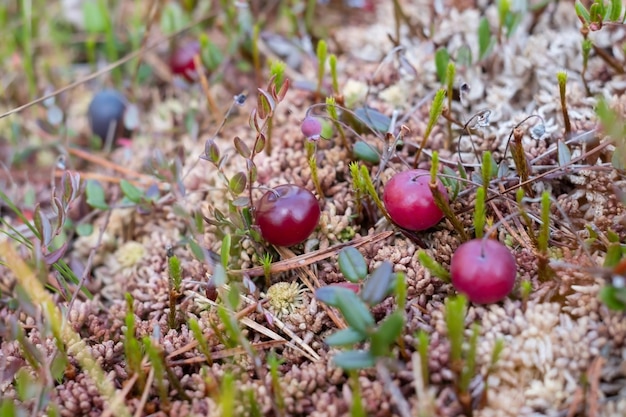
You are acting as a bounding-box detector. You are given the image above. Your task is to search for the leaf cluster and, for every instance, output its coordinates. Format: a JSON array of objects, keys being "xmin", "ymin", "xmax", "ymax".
[{"xmin": 315, "ymin": 247, "xmax": 406, "ymax": 370}]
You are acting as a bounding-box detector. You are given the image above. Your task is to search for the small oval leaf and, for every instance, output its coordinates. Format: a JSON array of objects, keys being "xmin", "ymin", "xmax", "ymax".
[
  {"xmin": 86, "ymin": 180, "xmax": 109, "ymax": 210},
  {"xmin": 352, "ymin": 141, "xmax": 381, "ymax": 164},
  {"xmin": 361, "ymin": 261, "xmax": 394, "ymax": 305},
  {"xmin": 232, "ymin": 196, "xmax": 251, "ymax": 207},
  {"xmin": 370, "ymin": 312, "xmax": 404, "ymax": 357},
  {"xmin": 557, "ymin": 140, "xmax": 572, "ymax": 166},
  {"xmin": 254, "ymin": 134, "xmax": 266, "ymax": 154},
  {"xmin": 336, "ymin": 290, "xmax": 375, "ymax": 333},
  {"xmin": 353, "ymin": 107, "xmax": 391, "ymax": 133},
  {"xmin": 120, "ymin": 180, "xmax": 143, "ymax": 203},
  {"xmin": 205, "ymin": 139, "xmax": 220, "ymax": 164},
  {"xmin": 332, "ymin": 350, "xmax": 375, "ymax": 370},
  {"xmin": 338, "ymin": 247, "xmax": 368, "ymax": 283},
  {"xmin": 315, "ymin": 285, "xmax": 357, "ymax": 307},
  {"xmin": 34, "ymin": 205, "xmax": 52, "ymax": 245},
  {"xmin": 234, "ymin": 136, "xmax": 251, "ymax": 158},
  {"xmin": 257, "ymin": 89, "xmax": 275, "ymax": 119},
  {"xmin": 325, "ymin": 328, "xmax": 367, "ymax": 346},
  {"xmin": 228, "ymin": 172, "xmax": 247, "ymax": 195}
]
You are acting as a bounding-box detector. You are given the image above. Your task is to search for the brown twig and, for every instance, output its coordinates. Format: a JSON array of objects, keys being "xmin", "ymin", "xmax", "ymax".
[{"xmin": 229, "ymin": 231, "xmax": 393, "ymax": 277}]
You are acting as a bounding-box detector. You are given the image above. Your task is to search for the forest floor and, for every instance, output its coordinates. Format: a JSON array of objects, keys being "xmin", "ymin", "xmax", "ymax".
[{"xmin": 1, "ymin": 1, "xmax": 626, "ymax": 416}]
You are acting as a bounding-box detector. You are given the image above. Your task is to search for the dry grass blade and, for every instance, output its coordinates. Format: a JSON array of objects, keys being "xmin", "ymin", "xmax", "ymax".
[
  {"xmin": 65, "ymin": 147, "xmax": 156, "ymax": 182},
  {"xmin": 188, "ymin": 290, "xmax": 321, "ymax": 361},
  {"xmin": 168, "ymin": 340, "xmax": 286, "ymax": 366},
  {"xmin": 275, "ymin": 246, "xmax": 347, "ymax": 330},
  {"xmin": 133, "ymin": 367, "xmax": 155, "ymax": 417}
]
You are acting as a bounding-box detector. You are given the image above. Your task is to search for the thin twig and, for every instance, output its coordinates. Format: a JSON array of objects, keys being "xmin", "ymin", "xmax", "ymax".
[{"xmin": 230, "ymin": 231, "xmax": 393, "ymax": 277}]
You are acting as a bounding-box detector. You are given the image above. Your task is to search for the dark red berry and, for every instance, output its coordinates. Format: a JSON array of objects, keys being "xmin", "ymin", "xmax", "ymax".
[
  {"xmin": 169, "ymin": 41, "xmax": 201, "ymax": 82},
  {"xmin": 383, "ymin": 169, "xmax": 447, "ymax": 231},
  {"xmin": 87, "ymin": 90, "xmax": 127, "ymax": 141},
  {"xmin": 450, "ymin": 238, "xmax": 517, "ymax": 304},
  {"xmin": 301, "ymin": 116, "xmax": 322, "ymax": 141},
  {"xmin": 255, "ymin": 184, "xmax": 321, "ymax": 246}
]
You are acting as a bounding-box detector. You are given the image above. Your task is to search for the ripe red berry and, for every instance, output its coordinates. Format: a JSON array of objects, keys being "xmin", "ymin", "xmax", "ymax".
[
  {"xmin": 255, "ymin": 185, "xmax": 321, "ymax": 246},
  {"xmin": 450, "ymin": 238, "xmax": 517, "ymax": 304},
  {"xmin": 301, "ymin": 116, "xmax": 322, "ymax": 141},
  {"xmin": 382, "ymin": 169, "xmax": 447, "ymax": 231},
  {"xmin": 169, "ymin": 41, "xmax": 201, "ymax": 82},
  {"xmin": 87, "ymin": 90, "xmax": 127, "ymax": 141}
]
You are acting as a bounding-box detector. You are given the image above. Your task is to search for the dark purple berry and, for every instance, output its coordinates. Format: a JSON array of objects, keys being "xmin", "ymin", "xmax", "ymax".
[
  {"xmin": 383, "ymin": 169, "xmax": 447, "ymax": 231},
  {"xmin": 87, "ymin": 90, "xmax": 127, "ymax": 141},
  {"xmin": 256, "ymin": 184, "xmax": 321, "ymax": 246},
  {"xmin": 450, "ymin": 238, "xmax": 517, "ymax": 304}
]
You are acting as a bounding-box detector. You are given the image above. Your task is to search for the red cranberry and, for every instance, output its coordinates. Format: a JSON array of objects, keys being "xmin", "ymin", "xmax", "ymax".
[
  {"xmin": 169, "ymin": 41, "xmax": 201, "ymax": 82},
  {"xmin": 255, "ymin": 185, "xmax": 321, "ymax": 246},
  {"xmin": 450, "ymin": 238, "xmax": 517, "ymax": 304},
  {"xmin": 383, "ymin": 169, "xmax": 447, "ymax": 231}
]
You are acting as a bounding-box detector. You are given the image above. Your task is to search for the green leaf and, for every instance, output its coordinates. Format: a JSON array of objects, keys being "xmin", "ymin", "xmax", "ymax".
[
  {"xmin": 338, "ymin": 247, "xmax": 368, "ymax": 283},
  {"xmin": 199, "ymin": 35, "xmax": 223, "ymax": 72},
  {"xmin": 575, "ymin": 0, "xmax": 591, "ymax": 22},
  {"xmin": 221, "ymin": 234, "xmax": 231, "ymax": 267},
  {"xmin": 234, "ymin": 136, "xmax": 251, "ymax": 158},
  {"xmin": 336, "ymin": 290, "xmax": 376, "ymax": 334},
  {"xmin": 599, "ymin": 285, "xmax": 626, "ymax": 311},
  {"xmin": 434, "ymin": 47, "xmax": 450, "ymax": 84},
  {"xmin": 34, "ymin": 204, "xmax": 52, "ymax": 246},
  {"xmin": 205, "ymin": 139, "xmax": 220, "ymax": 164},
  {"xmin": 497, "ymin": 0, "xmax": 511, "ymax": 27},
  {"xmin": 455, "ymin": 45, "xmax": 473, "ymax": 67},
  {"xmin": 160, "ymin": 1, "xmax": 190, "ymax": 34},
  {"xmin": 353, "ymin": 107, "xmax": 391, "ymax": 133},
  {"xmin": 604, "ymin": 242, "xmax": 623, "ymax": 268},
  {"xmin": 76, "ymin": 223, "xmax": 94, "ymax": 236},
  {"xmin": 370, "ymin": 312, "xmax": 404, "ymax": 357},
  {"xmin": 120, "ymin": 180, "xmax": 143, "ymax": 203},
  {"xmin": 557, "ymin": 140, "xmax": 572, "ymax": 166},
  {"xmin": 228, "ymin": 172, "xmax": 247, "ymax": 195},
  {"xmin": 417, "ymin": 250, "xmax": 450, "ymax": 282},
  {"xmin": 256, "ymin": 88, "xmax": 275, "ymax": 119},
  {"xmin": 82, "ymin": 1, "xmax": 106, "ymax": 33},
  {"xmin": 315, "ymin": 284, "xmax": 359, "ymax": 307},
  {"xmin": 445, "ymin": 295, "xmax": 467, "ymax": 362},
  {"xmin": 352, "ymin": 141, "xmax": 380, "ymax": 164},
  {"xmin": 325, "ymin": 328, "xmax": 367, "ymax": 346},
  {"xmin": 85, "ymin": 180, "xmax": 109, "ymax": 210},
  {"xmin": 504, "ymin": 11, "xmax": 523, "ymax": 38},
  {"xmin": 478, "ymin": 17, "xmax": 495, "ymax": 60},
  {"xmin": 441, "ymin": 166, "xmax": 461, "ymax": 200},
  {"xmin": 361, "ymin": 261, "xmax": 394, "ymax": 306},
  {"xmin": 332, "ymin": 350, "xmax": 376, "ymax": 370}
]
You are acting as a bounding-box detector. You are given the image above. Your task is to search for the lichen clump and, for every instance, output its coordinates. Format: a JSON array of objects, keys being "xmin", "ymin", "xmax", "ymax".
[{"xmin": 265, "ymin": 281, "xmax": 306, "ymax": 317}]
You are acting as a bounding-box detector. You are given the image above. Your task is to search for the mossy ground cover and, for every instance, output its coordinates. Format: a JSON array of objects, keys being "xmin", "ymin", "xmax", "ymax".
[{"xmin": 1, "ymin": 1, "xmax": 626, "ymax": 416}]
